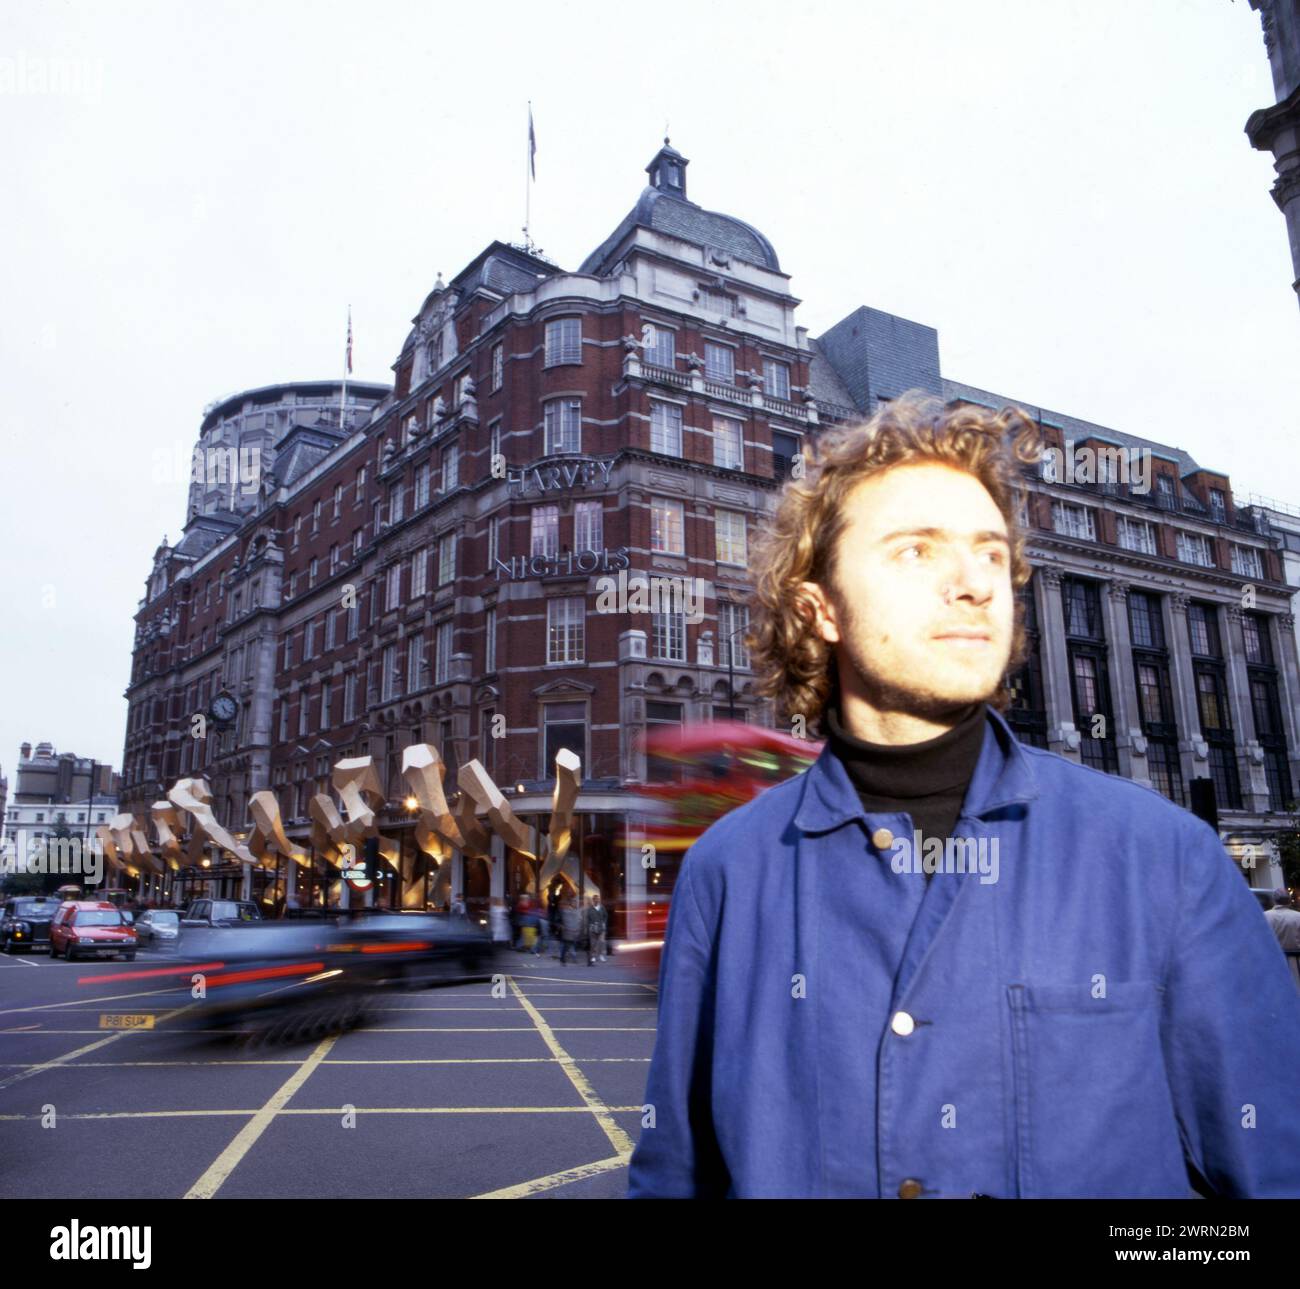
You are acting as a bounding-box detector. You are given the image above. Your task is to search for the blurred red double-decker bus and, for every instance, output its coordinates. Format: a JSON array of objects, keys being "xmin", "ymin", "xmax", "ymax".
[{"xmin": 618, "ymin": 720, "xmax": 823, "ymax": 967}]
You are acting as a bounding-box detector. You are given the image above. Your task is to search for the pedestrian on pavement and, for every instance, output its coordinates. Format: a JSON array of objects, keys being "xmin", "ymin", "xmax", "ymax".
[
  {"xmin": 548, "ymin": 885, "xmax": 562, "ymax": 956},
  {"xmin": 533, "ymin": 900, "xmax": 551, "ymax": 956},
  {"xmin": 628, "ymin": 391, "xmax": 1300, "ymax": 1200},
  {"xmin": 450, "ymin": 891, "xmax": 467, "ymax": 920},
  {"xmin": 488, "ymin": 896, "xmax": 511, "ymax": 946},
  {"xmin": 511, "ymin": 893, "xmax": 531, "ymax": 952},
  {"xmin": 1264, "ymin": 888, "xmax": 1300, "ymax": 990},
  {"xmin": 586, "ymin": 893, "xmax": 608, "ymax": 965},
  {"xmin": 559, "ymin": 897, "xmax": 582, "ymax": 965}
]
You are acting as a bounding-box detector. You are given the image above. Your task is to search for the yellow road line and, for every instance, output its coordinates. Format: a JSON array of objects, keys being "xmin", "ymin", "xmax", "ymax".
[
  {"xmin": 0, "ymin": 1003, "xmax": 195, "ymax": 1092},
  {"xmin": 356, "ymin": 1026, "xmax": 655, "ymax": 1033},
  {"xmin": 0, "ymin": 1034, "xmax": 124, "ymax": 1090},
  {"xmin": 1, "ymin": 1109, "xmax": 256, "ymax": 1119},
  {"xmin": 184, "ymin": 1034, "xmax": 337, "ymax": 1199},
  {"xmin": 473, "ymin": 1153, "xmax": 630, "ymax": 1198},
  {"xmin": 0, "ymin": 983, "xmax": 201, "ymax": 1016},
  {"xmin": 508, "ymin": 973, "xmax": 657, "ymax": 990},
  {"xmin": 478, "ymin": 992, "xmax": 655, "ymax": 1003},
  {"xmin": 0, "ymin": 1029, "xmax": 243, "ymax": 1036},
  {"xmin": 0, "ymin": 1056, "xmax": 652, "ymax": 1069},
  {"xmin": 0, "ymin": 1026, "xmax": 655, "ymax": 1037},
  {"xmin": 508, "ymin": 978, "xmax": 635, "ymax": 1158},
  {"xmin": 0, "ymin": 1105, "xmax": 648, "ymax": 1122},
  {"xmin": 369, "ymin": 1005, "xmax": 652, "ymax": 1012}
]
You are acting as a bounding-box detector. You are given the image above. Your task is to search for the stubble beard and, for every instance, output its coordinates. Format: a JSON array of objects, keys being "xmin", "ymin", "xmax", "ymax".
[{"xmin": 835, "ymin": 595, "xmax": 1011, "ymax": 724}]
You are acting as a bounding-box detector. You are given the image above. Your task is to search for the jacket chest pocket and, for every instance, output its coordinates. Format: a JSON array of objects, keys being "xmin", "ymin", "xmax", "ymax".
[{"xmin": 1007, "ymin": 980, "xmax": 1187, "ymax": 1198}]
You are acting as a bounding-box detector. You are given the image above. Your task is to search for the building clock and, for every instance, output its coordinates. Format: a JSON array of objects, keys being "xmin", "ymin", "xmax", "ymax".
[{"xmin": 209, "ymin": 692, "xmax": 238, "ymax": 726}]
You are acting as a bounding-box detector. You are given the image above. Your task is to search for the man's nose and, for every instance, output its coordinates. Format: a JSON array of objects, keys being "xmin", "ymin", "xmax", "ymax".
[{"xmin": 943, "ymin": 548, "xmax": 995, "ymax": 604}]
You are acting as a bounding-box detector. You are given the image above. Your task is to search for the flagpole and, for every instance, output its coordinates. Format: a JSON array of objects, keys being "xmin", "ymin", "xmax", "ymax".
[
  {"xmin": 524, "ymin": 101, "xmax": 532, "ymax": 252},
  {"xmin": 340, "ymin": 305, "xmax": 350, "ymax": 432}
]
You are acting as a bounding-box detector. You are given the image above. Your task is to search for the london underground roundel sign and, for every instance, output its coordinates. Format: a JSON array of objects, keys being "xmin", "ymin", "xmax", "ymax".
[{"xmin": 339, "ymin": 843, "xmax": 371, "ymax": 891}]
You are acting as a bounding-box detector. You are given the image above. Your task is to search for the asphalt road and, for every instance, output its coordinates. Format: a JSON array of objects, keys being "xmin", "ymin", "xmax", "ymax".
[{"xmin": 0, "ymin": 941, "xmax": 660, "ymax": 1198}]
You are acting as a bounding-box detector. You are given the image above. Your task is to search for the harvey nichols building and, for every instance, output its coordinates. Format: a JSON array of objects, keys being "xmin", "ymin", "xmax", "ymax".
[{"xmin": 120, "ymin": 141, "xmax": 1300, "ymax": 920}]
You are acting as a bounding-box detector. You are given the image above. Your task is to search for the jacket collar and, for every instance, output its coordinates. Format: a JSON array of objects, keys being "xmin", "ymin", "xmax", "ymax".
[{"xmin": 792, "ymin": 704, "xmax": 1040, "ymax": 835}]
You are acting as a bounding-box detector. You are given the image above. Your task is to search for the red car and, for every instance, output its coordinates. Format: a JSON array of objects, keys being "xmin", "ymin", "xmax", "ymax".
[{"xmin": 48, "ymin": 901, "xmax": 137, "ymax": 962}]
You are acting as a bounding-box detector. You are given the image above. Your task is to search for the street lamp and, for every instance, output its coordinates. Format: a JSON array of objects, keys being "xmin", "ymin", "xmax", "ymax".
[{"xmin": 721, "ymin": 618, "xmax": 750, "ymax": 720}]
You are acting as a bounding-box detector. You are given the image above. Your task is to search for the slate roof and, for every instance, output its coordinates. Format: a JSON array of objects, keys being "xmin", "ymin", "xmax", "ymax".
[
  {"xmin": 173, "ymin": 512, "xmax": 241, "ymax": 559},
  {"xmin": 807, "ymin": 337, "xmax": 861, "ymax": 412},
  {"xmin": 273, "ymin": 424, "xmax": 348, "ymax": 488},
  {"xmin": 579, "ymin": 186, "xmax": 781, "ymax": 276},
  {"xmin": 942, "ymin": 378, "xmax": 1209, "ymax": 476}
]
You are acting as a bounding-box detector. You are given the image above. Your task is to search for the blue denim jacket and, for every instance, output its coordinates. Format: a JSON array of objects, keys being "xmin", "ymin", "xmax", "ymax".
[{"xmin": 627, "ymin": 707, "xmax": 1300, "ymax": 1198}]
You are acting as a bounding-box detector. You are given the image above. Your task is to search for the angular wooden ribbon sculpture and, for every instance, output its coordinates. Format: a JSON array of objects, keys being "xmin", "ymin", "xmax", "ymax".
[
  {"xmin": 134, "ymin": 747, "xmax": 601, "ymax": 901},
  {"xmin": 248, "ymin": 790, "xmax": 310, "ymax": 870},
  {"xmin": 167, "ymin": 777, "xmax": 256, "ymax": 866}
]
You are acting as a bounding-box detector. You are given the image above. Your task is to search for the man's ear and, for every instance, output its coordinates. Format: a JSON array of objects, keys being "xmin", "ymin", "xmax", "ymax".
[{"xmin": 797, "ymin": 580, "xmax": 839, "ymax": 645}]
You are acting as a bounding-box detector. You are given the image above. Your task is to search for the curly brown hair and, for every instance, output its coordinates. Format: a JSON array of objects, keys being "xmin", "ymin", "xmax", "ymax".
[{"xmin": 747, "ymin": 390, "xmax": 1043, "ymax": 732}]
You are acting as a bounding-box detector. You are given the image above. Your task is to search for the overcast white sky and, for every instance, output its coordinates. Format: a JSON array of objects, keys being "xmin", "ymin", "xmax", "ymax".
[{"xmin": 0, "ymin": 0, "xmax": 1296, "ymax": 780}]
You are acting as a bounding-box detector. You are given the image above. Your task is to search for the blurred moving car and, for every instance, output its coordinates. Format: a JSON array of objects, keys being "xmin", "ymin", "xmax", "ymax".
[
  {"xmin": 49, "ymin": 901, "xmax": 137, "ymax": 961},
  {"xmin": 181, "ymin": 898, "xmax": 263, "ymax": 928},
  {"xmin": 134, "ymin": 908, "xmax": 181, "ymax": 949},
  {"xmin": 138, "ymin": 910, "xmax": 499, "ymax": 1045},
  {"xmin": 337, "ymin": 909, "xmax": 498, "ymax": 987},
  {"xmin": 1, "ymin": 895, "xmax": 59, "ymax": 953}
]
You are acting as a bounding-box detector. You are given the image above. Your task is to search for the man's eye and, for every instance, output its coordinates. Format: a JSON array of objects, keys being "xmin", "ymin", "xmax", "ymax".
[
  {"xmin": 984, "ymin": 549, "xmax": 1007, "ymax": 564},
  {"xmin": 899, "ymin": 543, "xmax": 928, "ymax": 559}
]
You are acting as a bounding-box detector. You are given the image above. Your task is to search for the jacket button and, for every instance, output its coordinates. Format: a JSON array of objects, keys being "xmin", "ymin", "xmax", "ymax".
[
  {"xmin": 898, "ymin": 1178, "xmax": 924, "ymax": 1199},
  {"xmin": 889, "ymin": 1010, "xmax": 915, "ymax": 1036},
  {"xmin": 871, "ymin": 827, "xmax": 894, "ymax": 849}
]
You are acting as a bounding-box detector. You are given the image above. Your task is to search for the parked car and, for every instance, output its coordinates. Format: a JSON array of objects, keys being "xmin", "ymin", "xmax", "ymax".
[
  {"xmin": 134, "ymin": 908, "xmax": 181, "ymax": 949},
  {"xmin": 181, "ymin": 898, "xmax": 263, "ymax": 928},
  {"xmin": 48, "ymin": 901, "xmax": 137, "ymax": 961},
  {"xmin": 1, "ymin": 896, "xmax": 59, "ymax": 953}
]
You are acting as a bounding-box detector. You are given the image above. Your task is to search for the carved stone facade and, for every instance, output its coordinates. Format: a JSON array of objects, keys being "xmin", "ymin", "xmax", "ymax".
[{"xmin": 1246, "ymin": 0, "xmax": 1300, "ymax": 306}]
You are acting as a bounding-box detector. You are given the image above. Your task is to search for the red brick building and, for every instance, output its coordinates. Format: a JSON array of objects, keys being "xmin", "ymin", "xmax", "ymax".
[
  {"xmin": 122, "ymin": 140, "xmax": 1300, "ymax": 917},
  {"xmin": 121, "ymin": 142, "xmax": 859, "ymax": 923}
]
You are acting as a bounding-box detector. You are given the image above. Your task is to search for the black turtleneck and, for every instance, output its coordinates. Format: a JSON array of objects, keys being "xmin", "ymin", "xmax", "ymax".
[{"xmin": 822, "ymin": 695, "xmax": 989, "ymax": 881}]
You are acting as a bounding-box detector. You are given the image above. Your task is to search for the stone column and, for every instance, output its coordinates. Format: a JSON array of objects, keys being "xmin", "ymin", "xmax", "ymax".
[
  {"xmin": 1167, "ymin": 594, "xmax": 1210, "ymax": 788},
  {"xmin": 623, "ymin": 808, "xmax": 649, "ymax": 942},
  {"xmin": 449, "ymin": 849, "xmax": 465, "ymax": 908},
  {"xmin": 1036, "ymin": 568, "xmax": 1081, "ymax": 761},
  {"xmin": 490, "ymin": 834, "xmax": 506, "ymax": 900},
  {"xmin": 1272, "ymin": 611, "xmax": 1300, "ymax": 758},
  {"xmin": 1103, "ymin": 580, "xmax": 1151, "ymax": 786},
  {"xmin": 1225, "ymin": 606, "xmax": 1271, "ymax": 813},
  {"xmin": 1244, "ymin": 44, "xmax": 1300, "ymax": 314},
  {"xmin": 1280, "ymin": 608, "xmax": 1300, "ymax": 824}
]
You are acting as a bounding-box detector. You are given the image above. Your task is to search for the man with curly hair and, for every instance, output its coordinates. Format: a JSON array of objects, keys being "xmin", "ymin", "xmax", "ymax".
[{"xmin": 628, "ymin": 392, "xmax": 1300, "ymax": 1199}]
